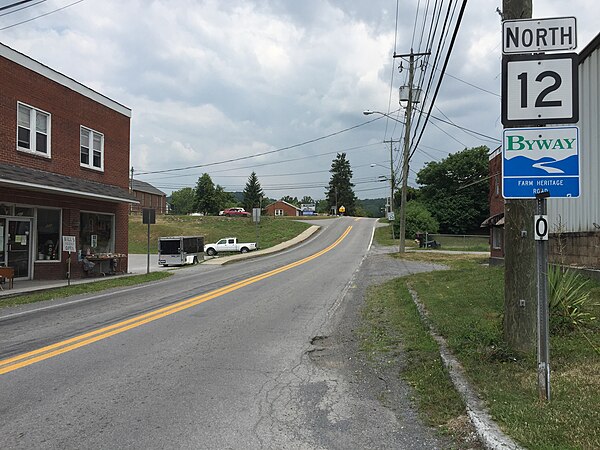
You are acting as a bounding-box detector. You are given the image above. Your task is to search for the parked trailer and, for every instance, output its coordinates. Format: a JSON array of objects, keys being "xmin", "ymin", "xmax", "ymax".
[{"xmin": 158, "ymin": 236, "xmax": 204, "ymax": 266}]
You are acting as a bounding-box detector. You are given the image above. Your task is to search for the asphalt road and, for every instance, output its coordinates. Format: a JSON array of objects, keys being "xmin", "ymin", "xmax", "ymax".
[{"xmin": 0, "ymin": 217, "xmax": 448, "ymax": 449}]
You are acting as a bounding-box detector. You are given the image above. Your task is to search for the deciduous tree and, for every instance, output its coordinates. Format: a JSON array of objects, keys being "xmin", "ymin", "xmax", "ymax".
[
  {"xmin": 170, "ymin": 187, "xmax": 196, "ymax": 215},
  {"xmin": 416, "ymin": 146, "xmax": 489, "ymax": 234}
]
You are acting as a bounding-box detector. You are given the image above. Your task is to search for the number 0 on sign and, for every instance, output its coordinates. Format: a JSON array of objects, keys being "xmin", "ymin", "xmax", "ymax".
[
  {"xmin": 502, "ymin": 53, "xmax": 578, "ymax": 127},
  {"xmin": 534, "ymin": 215, "xmax": 549, "ymax": 241}
]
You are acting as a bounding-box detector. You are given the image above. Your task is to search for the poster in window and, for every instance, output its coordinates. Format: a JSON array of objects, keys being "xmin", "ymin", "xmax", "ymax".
[{"xmin": 91, "ymin": 234, "xmax": 97, "ymax": 248}]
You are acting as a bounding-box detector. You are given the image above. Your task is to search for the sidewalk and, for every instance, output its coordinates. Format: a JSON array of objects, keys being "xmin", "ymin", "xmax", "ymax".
[{"xmin": 0, "ymin": 225, "xmax": 320, "ymax": 298}]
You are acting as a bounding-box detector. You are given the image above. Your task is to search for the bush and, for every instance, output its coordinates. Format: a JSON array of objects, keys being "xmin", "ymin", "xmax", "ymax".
[
  {"xmin": 548, "ymin": 265, "xmax": 597, "ymax": 333},
  {"xmin": 394, "ymin": 201, "xmax": 439, "ymax": 239}
]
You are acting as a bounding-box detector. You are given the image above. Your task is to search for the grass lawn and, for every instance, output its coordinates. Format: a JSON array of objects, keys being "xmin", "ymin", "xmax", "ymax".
[
  {"xmin": 0, "ymin": 272, "xmax": 172, "ymax": 309},
  {"xmin": 365, "ymin": 229, "xmax": 600, "ymax": 449},
  {"xmin": 129, "ymin": 214, "xmax": 313, "ymax": 253}
]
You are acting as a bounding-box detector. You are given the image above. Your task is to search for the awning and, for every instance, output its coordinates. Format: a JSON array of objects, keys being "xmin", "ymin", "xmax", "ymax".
[
  {"xmin": 0, "ymin": 163, "xmax": 139, "ymax": 204},
  {"xmin": 481, "ymin": 212, "xmax": 504, "ymax": 227}
]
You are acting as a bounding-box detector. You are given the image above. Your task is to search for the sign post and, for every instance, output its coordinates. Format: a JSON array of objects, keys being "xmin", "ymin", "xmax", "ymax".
[
  {"xmin": 62, "ymin": 235, "xmax": 77, "ymax": 286},
  {"xmin": 535, "ymin": 192, "xmax": 551, "ymax": 401},
  {"xmin": 142, "ymin": 208, "xmax": 156, "ymax": 274},
  {"xmin": 252, "ymin": 208, "xmax": 261, "ymax": 249}
]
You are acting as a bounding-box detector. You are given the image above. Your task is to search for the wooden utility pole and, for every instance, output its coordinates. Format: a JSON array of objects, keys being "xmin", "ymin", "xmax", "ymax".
[
  {"xmin": 502, "ymin": 0, "xmax": 536, "ymax": 353},
  {"xmin": 383, "ymin": 139, "xmax": 399, "ymax": 240},
  {"xmin": 394, "ymin": 50, "xmax": 429, "ymax": 252}
]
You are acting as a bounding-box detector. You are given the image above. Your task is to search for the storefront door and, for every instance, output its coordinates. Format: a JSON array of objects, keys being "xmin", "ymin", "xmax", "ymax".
[{"xmin": 6, "ymin": 219, "xmax": 31, "ymax": 279}]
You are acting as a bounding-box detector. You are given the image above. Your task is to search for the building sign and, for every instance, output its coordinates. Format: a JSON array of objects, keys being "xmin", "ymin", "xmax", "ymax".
[
  {"xmin": 503, "ymin": 17, "xmax": 577, "ymax": 54},
  {"xmin": 502, "ymin": 126, "xmax": 580, "ymax": 199},
  {"xmin": 301, "ymin": 203, "xmax": 316, "ymax": 216}
]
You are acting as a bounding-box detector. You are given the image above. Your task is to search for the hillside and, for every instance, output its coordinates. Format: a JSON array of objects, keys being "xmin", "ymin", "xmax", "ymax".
[{"xmin": 129, "ymin": 214, "xmax": 312, "ymax": 253}]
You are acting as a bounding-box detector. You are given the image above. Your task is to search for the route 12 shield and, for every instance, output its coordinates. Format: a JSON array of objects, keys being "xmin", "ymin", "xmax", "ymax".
[{"xmin": 502, "ymin": 126, "xmax": 580, "ymax": 199}]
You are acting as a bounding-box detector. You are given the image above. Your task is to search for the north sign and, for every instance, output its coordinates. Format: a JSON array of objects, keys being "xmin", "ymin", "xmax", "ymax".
[
  {"xmin": 502, "ymin": 53, "xmax": 578, "ymax": 127},
  {"xmin": 502, "ymin": 17, "xmax": 577, "ymax": 54},
  {"xmin": 502, "ymin": 126, "xmax": 580, "ymax": 199}
]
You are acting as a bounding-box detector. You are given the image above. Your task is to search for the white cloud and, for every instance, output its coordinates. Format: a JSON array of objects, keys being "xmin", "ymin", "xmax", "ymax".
[{"xmin": 1, "ymin": 0, "xmax": 597, "ymax": 199}]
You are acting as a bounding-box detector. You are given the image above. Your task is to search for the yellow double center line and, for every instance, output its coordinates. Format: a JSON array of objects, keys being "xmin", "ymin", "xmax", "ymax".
[{"xmin": 0, "ymin": 226, "xmax": 353, "ymax": 375}]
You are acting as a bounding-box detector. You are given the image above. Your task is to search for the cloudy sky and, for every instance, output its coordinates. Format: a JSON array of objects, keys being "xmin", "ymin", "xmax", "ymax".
[{"xmin": 1, "ymin": 0, "xmax": 597, "ymax": 201}]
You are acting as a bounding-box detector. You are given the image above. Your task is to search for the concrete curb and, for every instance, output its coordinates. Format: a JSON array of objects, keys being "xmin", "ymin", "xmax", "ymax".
[
  {"xmin": 407, "ymin": 285, "xmax": 524, "ymax": 450},
  {"xmin": 202, "ymin": 225, "xmax": 321, "ymax": 265}
]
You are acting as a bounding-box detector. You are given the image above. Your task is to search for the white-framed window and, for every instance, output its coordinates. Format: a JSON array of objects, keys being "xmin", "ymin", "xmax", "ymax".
[
  {"xmin": 80, "ymin": 126, "xmax": 104, "ymax": 171},
  {"xmin": 17, "ymin": 102, "xmax": 51, "ymax": 157},
  {"xmin": 275, "ymin": 209, "xmax": 284, "ymax": 216}
]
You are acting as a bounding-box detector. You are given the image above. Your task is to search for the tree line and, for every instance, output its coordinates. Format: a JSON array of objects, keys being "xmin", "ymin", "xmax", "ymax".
[{"xmin": 166, "ymin": 145, "xmax": 490, "ymax": 236}]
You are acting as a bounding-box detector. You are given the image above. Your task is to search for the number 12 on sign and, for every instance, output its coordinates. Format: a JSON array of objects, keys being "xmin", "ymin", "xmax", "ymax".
[{"xmin": 502, "ymin": 53, "xmax": 578, "ymax": 127}]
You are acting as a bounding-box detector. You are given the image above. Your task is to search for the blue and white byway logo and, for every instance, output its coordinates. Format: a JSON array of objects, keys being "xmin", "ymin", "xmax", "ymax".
[{"xmin": 502, "ymin": 126, "xmax": 580, "ymax": 199}]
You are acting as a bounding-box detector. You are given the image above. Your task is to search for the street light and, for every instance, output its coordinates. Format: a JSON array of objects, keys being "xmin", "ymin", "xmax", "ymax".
[
  {"xmin": 363, "ymin": 109, "xmax": 411, "ymax": 253},
  {"xmin": 363, "ymin": 110, "xmax": 405, "ymax": 124}
]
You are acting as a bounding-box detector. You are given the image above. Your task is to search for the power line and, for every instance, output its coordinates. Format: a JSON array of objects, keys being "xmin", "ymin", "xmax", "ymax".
[
  {"xmin": 136, "ymin": 116, "xmax": 384, "ymax": 176},
  {"xmin": 0, "ymin": 0, "xmax": 84, "ymax": 31},
  {"xmin": 409, "ymin": 0, "xmax": 468, "ymax": 160},
  {"xmin": 0, "ymin": 0, "xmax": 37, "ymax": 12},
  {"xmin": 0, "ymin": 0, "xmax": 45, "ymax": 17}
]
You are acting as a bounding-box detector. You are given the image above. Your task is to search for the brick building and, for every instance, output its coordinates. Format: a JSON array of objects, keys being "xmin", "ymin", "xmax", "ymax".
[
  {"xmin": 0, "ymin": 42, "xmax": 137, "ymax": 281},
  {"xmin": 264, "ymin": 200, "xmax": 301, "ymax": 217},
  {"xmin": 131, "ymin": 179, "xmax": 167, "ymax": 214}
]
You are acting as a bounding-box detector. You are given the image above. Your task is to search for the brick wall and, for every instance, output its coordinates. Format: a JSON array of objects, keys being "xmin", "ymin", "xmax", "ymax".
[
  {"xmin": 0, "ymin": 55, "xmax": 130, "ymax": 189},
  {"xmin": 265, "ymin": 202, "xmax": 299, "ymax": 216}
]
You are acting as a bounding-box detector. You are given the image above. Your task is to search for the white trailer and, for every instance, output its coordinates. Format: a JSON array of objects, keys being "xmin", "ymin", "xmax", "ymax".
[{"xmin": 158, "ymin": 236, "xmax": 204, "ymax": 266}]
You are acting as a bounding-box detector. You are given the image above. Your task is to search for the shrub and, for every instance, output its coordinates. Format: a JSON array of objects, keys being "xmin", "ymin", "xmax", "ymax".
[
  {"xmin": 548, "ymin": 265, "xmax": 597, "ymax": 333},
  {"xmin": 394, "ymin": 201, "xmax": 439, "ymax": 239}
]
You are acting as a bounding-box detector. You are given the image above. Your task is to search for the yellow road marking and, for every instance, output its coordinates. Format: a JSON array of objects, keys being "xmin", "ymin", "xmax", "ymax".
[{"xmin": 0, "ymin": 226, "xmax": 353, "ymax": 375}]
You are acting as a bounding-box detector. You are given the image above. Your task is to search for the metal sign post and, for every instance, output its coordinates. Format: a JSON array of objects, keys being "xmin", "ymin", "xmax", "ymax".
[
  {"xmin": 535, "ymin": 192, "xmax": 551, "ymax": 401},
  {"xmin": 252, "ymin": 208, "xmax": 261, "ymax": 249},
  {"xmin": 142, "ymin": 208, "xmax": 156, "ymax": 274}
]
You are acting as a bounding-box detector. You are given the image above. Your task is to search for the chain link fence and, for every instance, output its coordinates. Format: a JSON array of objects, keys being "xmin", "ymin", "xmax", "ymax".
[{"xmin": 410, "ymin": 233, "xmax": 490, "ymax": 252}]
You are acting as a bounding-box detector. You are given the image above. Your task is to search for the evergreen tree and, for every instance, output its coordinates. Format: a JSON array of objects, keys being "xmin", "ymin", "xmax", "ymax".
[
  {"xmin": 325, "ymin": 153, "xmax": 357, "ymax": 215},
  {"xmin": 242, "ymin": 171, "xmax": 264, "ymax": 211}
]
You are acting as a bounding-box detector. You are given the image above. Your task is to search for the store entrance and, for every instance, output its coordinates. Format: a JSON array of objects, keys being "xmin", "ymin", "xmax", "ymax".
[{"xmin": 4, "ymin": 219, "xmax": 32, "ymax": 279}]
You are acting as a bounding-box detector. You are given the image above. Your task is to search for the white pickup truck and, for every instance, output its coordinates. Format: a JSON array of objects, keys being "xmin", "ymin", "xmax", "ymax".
[{"xmin": 204, "ymin": 237, "xmax": 257, "ymax": 256}]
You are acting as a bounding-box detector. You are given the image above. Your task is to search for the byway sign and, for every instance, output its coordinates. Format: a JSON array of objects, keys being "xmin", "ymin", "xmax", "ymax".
[{"xmin": 502, "ymin": 126, "xmax": 580, "ymax": 199}]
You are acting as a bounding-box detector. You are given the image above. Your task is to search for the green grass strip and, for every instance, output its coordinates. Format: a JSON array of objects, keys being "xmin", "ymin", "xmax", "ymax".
[
  {"xmin": 402, "ymin": 253, "xmax": 600, "ymax": 450},
  {"xmin": 360, "ymin": 277, "xmax": 466, "ymax": 435},
  {"xmin": 0, "ymin": 272, "xmax": 172, "ymax": 309}
]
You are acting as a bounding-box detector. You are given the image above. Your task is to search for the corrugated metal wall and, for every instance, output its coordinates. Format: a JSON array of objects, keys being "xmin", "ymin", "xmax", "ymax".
[{"xmin": 548, "ymin": 41, "xmax": 600, "ymax": 233}]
